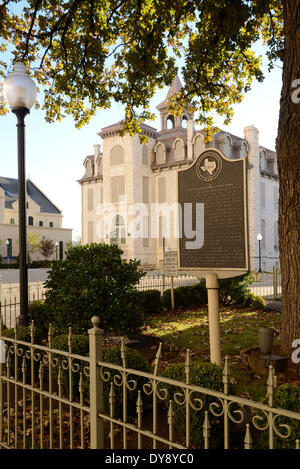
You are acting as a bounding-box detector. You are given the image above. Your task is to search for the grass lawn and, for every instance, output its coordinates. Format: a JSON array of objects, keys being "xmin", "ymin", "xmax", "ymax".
[{"xmin": 141, "ymin": 305, "xmax": 282, "ymax": 401}]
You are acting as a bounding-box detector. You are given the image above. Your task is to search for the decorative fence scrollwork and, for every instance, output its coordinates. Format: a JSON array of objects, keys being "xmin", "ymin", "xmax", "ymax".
[{"xmin": 0, "ymin": 316, "xmax": 300, "ymax": 450}]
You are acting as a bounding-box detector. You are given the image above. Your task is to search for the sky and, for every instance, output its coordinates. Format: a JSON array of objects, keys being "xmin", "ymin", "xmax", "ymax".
[{"xmin": 0, "ymin": 43, "xmax": 283, "ymax": 241}]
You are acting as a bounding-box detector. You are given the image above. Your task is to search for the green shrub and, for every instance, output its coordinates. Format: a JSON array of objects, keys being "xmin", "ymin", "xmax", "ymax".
[
  {"xmin": 28, "ymin": 301, "xmax": 50, "ymax": 340},
  {"xmin": 255, "ymin": 384, "xmax": 300, "ymax": 449},
  {"xmin": 219, "ymin": 273, "xmax": 253, "ymax": 306},
  {"xmin": 1, "ymin": 325, "xmax": 31, "ymax": 342},
  {"xmin": 43, "ymin": 243, "xmax": 145, "ymax": 336},
  {"xmin": 51, "ymin": 335, "xmax": 150, "ymax": 419},
  {"xmin": 137, "ymin": 289, "xmax": 161, "ymax": 317},
  {"xmin": 161, "ymin": 281, "xmax": 207, "ymax": 310},
  {"xmin": 250, "ymin": 295, "xmax": 267, "ymax": 309},
  {"xmin": 161, "ymin": 361, "xmax": 225, "ymax": 448}
]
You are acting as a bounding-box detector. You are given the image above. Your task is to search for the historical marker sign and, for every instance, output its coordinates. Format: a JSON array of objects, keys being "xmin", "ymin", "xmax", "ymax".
[
  {"xmin": 178, "ymin": 148, "xmax": 249, "ymax": 279},
  {"xmin": 163, "ymin": 251, "xmax": 179, "ymax": 277}
]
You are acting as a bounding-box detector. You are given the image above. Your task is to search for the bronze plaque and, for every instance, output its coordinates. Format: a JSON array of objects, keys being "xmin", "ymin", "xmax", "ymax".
[{"xmin": 178, "ymin": 148, "xmax": 249, "ymax": 276}]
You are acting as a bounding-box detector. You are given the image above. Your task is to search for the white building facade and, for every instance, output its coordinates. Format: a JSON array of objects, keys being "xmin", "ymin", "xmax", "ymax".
[
  {"xmin": 79, "ymin": 77, "xmax": 279, "ymax": 273},
  {"xmin": 0, "ymin": 177, "xmax": 72, "ymax": 261}
]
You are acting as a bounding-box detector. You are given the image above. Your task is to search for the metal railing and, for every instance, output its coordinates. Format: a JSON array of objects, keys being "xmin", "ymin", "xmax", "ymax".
[
  {"xmin": 250, "ymin": 268, "xmax": 282, "ymax": 300},
  {"xmin": 137, "ymin": 274, "xmax": 198, "ymax": 293},
  {"xmin": 1, "ymin": 317, "xmax": 299, "ymax": 449},
  {"xmin": 0, "ymin": 282, "xmax": 46, "ymax": 328}
]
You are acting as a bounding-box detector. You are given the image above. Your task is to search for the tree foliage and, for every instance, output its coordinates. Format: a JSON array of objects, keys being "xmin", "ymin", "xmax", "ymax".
[
  {"xmin": 39, "ymin": 237, "xmax": 55, "ymax": 260},
  {"xmin": 0, "ymin": 0, "xmax": 283, "ymax": 140}
]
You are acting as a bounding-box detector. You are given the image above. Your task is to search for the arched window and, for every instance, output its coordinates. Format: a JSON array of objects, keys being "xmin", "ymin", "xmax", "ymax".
[
  {"xmin": 174, "ymin": 139, "xmax": 185, "ymax": 161},
  {"xmin": 28, "ymin": 216, "xmax": 34, "ymax": 226},
  {"xmin": 155, "ymin": 143, "xmax": 166, "ymax": 165},
  {"xmin": 39, "ymin": 221, "xmax": 43, "ymax": 227},
  {"xmin": 97, "ymin": 157, "xmax": 103, "ymax": 175},
  {"xmin": 194, "ymin": 134, "xmax": 204, "ymax": 158},
  {"xmin": 110, "ymin": 215, "xmax": 126, "ymax": 244},
  {"xmin": 49, "ymin": 221, "xmax": 53, "ymax": 228},
  {"xmin": 85, "ymin": 159, "xmax": 93, "ymax": 178},
  {"xmin": 224, "ymin": 136, "xmax": 231, "ymax": 158},
  {"xmin": 111, "ymin": 145, "xmax": 124, "ymax": 166},
  {"xmin": 166, "ymin": 115, "xmax": 175, "ymax": 129},
  {"xmin": 260, "ymin": 151, "xmax": 267, "ymax": 170},
  {"xmin": 240, "ymin": 142, "xmax": 248, "ymax": 159},
  {"xmin": 181, "ymin": 114, "xmax": 188, "ymax": 128}
]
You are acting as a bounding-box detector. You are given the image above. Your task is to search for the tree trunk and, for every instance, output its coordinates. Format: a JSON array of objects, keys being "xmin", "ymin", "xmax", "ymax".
[{"xmin": 276, "ymin": 0, "xmax": 300, "ymax": 357}]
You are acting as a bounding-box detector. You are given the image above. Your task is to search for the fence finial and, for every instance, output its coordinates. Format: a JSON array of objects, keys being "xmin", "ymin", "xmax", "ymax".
[
  {"xmin": 68, "ymin": 326, "xmax": 72, "ymax": 353},
  {"xmin": 203, "ymin": 411, "xmax": 211, "ymax": 449},
  {"xmin": 267, "ymin": 365, "xmax": 275, "ymax": 406},
  {"xmin": 223, "ymin": 356, "xmax": 230, "ymax": 394},
  {"xmin": 244, "ymin": 424, "xmax": 253, "ymax": 449},
  {"xmin": 91, "ymin": 316, "xmax": 101, "ymax": 329},
  {"xmin": 154, "ymin": 343, "xmax": 162, "ymax": 376}
]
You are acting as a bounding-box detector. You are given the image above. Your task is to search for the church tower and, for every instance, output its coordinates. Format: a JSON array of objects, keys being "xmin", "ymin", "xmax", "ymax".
[{"xmin": 156, "ymin": 75, "xmax": 193, "ymax": 132}]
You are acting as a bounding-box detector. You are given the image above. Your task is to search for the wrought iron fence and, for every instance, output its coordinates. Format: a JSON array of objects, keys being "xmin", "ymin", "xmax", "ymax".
[
  {"xmin": 1, "ymin": 317, "xmax": 299, "ymax": 450},
  {"xmin": 137, "ymin": 274, "xmax": 198, "ymax": 293},
  {"xmin": 250, "ymin": 268, "xmax": 282, "ymax": 300},
  {"xmin": 0, "ymin": 282, "xmax": 46, "ymax": 328}
]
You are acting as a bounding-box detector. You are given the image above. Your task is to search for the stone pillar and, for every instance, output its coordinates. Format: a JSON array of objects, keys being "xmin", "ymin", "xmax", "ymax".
[
  {"xmin": 187, "ymin": 119, "xmax": 195, "ymax": 160},
  {"xmin": 206, "ymin": 274, "xmax": 221, "ymax": 365},
  {"xmin": 244, "ymin": 125, "xmax": 261, "ymax": 272}
]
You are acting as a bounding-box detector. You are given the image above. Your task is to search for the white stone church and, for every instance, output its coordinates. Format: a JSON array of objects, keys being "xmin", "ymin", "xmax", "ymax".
[{"xmin": 79, "ymin": 76, "xmax": 279, "ymax": 273}]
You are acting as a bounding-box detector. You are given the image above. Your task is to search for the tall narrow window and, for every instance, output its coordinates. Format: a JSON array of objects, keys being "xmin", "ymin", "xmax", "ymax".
[
  {"xmin": 143, "ymin": 177, "xmax": 149, "ymax": 203},
  {"xmin": 111, "ymin": 145, "xmax": 124, "ymax": 166},
  {"xmin": 158, "ymin": 177, "xmax": 166, "ymax": 203},
  {"xmin": 111, "ymin": 176, "xmax": 125, "ymax": 203},
  {"xmin": 142, "ymin": 215, "xmax": 149, "ymax": 247},
  {"xmin": 88, "ymin": 221, "xmax": 94, "ymax": 243},
  {"xmin": 88, "ymin": 188, "xmax": 94, "ymax": 211},
  {"xmin": 142, "ymin": 145, "xmax": 148, "ymax": 166},
  {"xmin": 28, "ymin": 216, "xmax": 33, "ymax": 226}
]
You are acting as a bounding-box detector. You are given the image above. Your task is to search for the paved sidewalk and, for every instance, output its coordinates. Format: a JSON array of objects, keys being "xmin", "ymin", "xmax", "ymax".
[{"xmin": 0, "ymin": 268, "xmax": 49, "ymax": 284}]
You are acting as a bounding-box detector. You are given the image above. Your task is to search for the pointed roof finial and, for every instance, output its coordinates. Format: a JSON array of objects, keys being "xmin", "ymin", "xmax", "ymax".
[
  {"xmin": 156, "ymin": 74, "xmax": 183, "ymax": 110},
  {"xmin": 166, "ymin": 75, "xmax": 183, "ymax": 99}
]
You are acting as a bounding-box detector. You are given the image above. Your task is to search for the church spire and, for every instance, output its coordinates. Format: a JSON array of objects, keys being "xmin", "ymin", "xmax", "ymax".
[
  {"xmin": 156, "ymin": 74, "xmax": 183, "ymax": 112},
  {"xmin": 156, "ymin": 75, "xmax": 193, "ymax": 132}
]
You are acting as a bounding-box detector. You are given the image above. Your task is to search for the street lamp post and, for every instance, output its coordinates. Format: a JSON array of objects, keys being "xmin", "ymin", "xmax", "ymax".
[
  {"xmin": 4, "ymin": 62, "xmax": 37, "ymax": 325},
  {"xmin": 257, "ymin": 233, "xmax": 262, "ymax": 273},
  {"xmin": 6, "ymin": 240, "xmax": 9, "ymax": 264}
]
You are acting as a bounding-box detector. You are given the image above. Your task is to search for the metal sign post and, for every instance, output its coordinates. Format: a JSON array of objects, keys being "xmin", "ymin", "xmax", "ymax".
[
  {"xmin": 163, "ymin": 251, "xmax": 179, "ymax": 312},
  {"xmin": 178, "ymin": 148, "xmax": 249, "ymax": 366}
]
